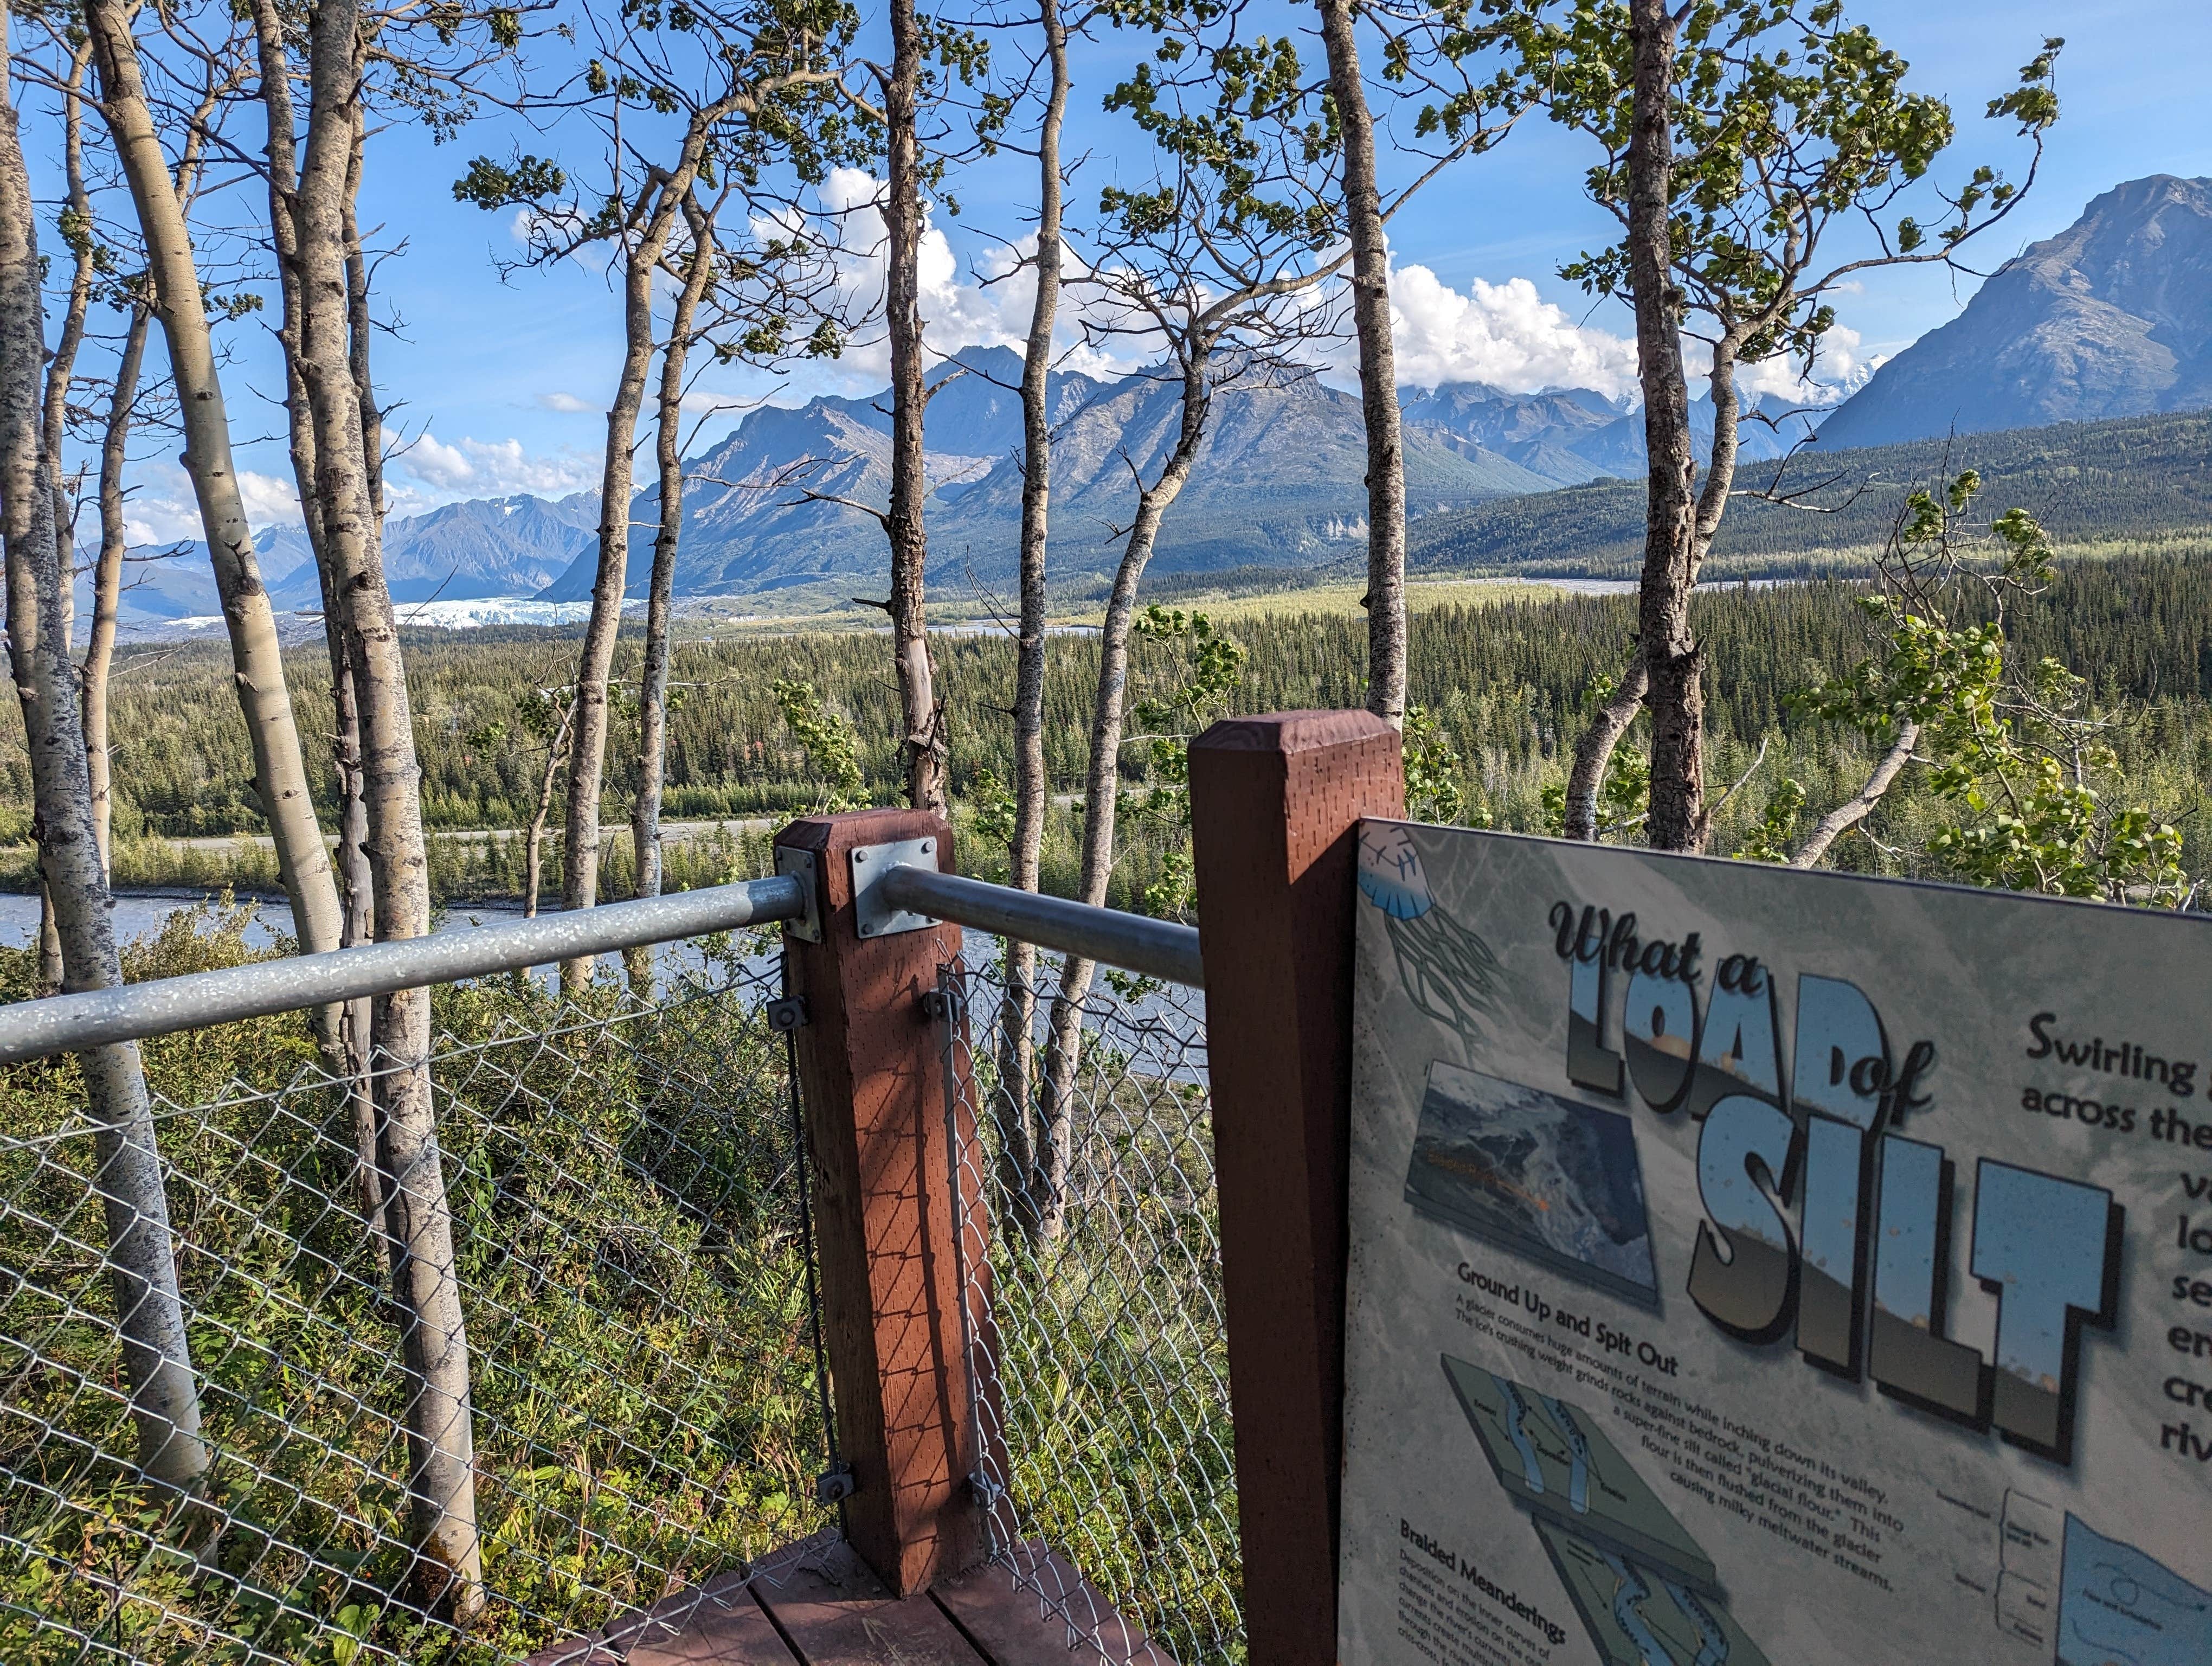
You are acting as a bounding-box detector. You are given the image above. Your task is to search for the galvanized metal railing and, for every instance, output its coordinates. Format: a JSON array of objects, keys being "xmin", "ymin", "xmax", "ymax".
[
  {"xmin": 1, "ymin": 852, "xmax": 1224, "ymax": 1666},
  {"xmin": 0, "ymin": 866, "xmax": 1204, "ymax": 1063}
]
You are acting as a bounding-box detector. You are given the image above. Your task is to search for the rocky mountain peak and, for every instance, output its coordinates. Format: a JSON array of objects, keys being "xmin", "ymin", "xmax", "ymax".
[{"xmin": 1817, "ymin": 174, "xmax": 2212, "ymax": 448}]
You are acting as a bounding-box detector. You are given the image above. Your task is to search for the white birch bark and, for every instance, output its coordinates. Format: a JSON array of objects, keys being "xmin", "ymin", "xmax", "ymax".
[
  {"xmin": 294, "ymin": 0, "xmax": 481, "ymax": 1614},
  {"xmin": 882, "ymin": 0, "xmax": 946, "ymax": 817},
  {"xmin": 84, "ymin": 0, "xmax": 346, "ymax": 954},
  {"xmin": 1034, "ymin": 353, "xmax": 1210, "ymax": 1239},
  {"xmin": 1314, "ymin": 0, "xmax": 1409, "ymax": 731},
  {"xmin": 630, "ymin": 194, "xmax": 717, "ymax": 927},
  {"xmin": 83, "ymin": 300, "xmax": 149, "ymax": 872},
  {"xmin": 1, "ymin": 13, "xmax": 205, "ymax": 1488},
  {"xmin": 998, "ymin": 0, "xmax": 1073, "ymax": 1214},
  {"xmin": 252, "ymin": 0, "xmax": 383, "ymax": 1279}
]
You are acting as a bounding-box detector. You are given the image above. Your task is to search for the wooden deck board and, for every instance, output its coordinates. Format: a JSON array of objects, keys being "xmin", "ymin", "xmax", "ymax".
[
  {"xmin": 933, "ymin": 1542, "xmax": 1177, "ymax": 1666},
  {"xmin": 520, "ymin": 1535, "xmax": 1164, "ymax": 1666},
  {"xmin": 749, "ymin": 1535, "xmax": 988, "ymax": 1665}
]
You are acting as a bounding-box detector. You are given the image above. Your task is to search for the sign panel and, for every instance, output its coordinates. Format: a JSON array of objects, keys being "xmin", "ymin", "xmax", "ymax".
[{"xmin": 1339, "ymin": 823, "xmax": 2212, "ymax": 1666}]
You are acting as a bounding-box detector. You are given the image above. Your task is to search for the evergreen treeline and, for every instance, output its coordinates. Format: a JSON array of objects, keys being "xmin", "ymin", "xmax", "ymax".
[
  {"xmin": 1405, "ymin": 409, "xmax": 2212, "ymax": 578},
  {"xmin": 8, "ymin": 549, "xmax": 2212, "ymax": 901}
]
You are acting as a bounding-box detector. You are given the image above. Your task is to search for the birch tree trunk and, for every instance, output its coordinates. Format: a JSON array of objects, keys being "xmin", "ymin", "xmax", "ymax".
[
  {"xmin": 1790, "ymin": 722, "xmax": 1918, "ymax": 870},
  {"xmin": 525, "ymin": 696, "xmax": 573, "ymax": 919},
  {"xmin": 998, "ymin": 0, "xmax": 1072, "ymax": 1210},
  {"xmin": 295, "ymin": 0, "xmax": 481, "ymax": 1616},
  {"xmin": 629, "ymin": 194, "xmax": 716, "ymax": 941},
  {"xmin": 1, "ymin": 23, "xmax": 207, "ymax": 1488},
  {"xmin": 1623, "ymin": 0, "xmax": 1703, "ymax": 851},
  {"xmin": 86, "ymin": 0, "xmax": 346, "ymax": 951},
  {"xmin": 84, "ymin": 302, "xmax": 149, "ymax": 872},
  {"xmin": 31, "ymin": 40, "xmax": 96, "ymax": 991},
  {"xmin": 1562, "ymin": 659, "xmax": 1646, "ymax": 842},
  {"xmin": 1566, "ymin": 332, "xmax": 1747, "ymax": 844},
  {"xmin": 562, "ymin": 161, "xmax": 699, "ymax": 990},
  {"xmin": 1034, "ymin": 354, "xmax": 1210, "ymax": 1240},
  {"xmin": 1315, "ymin": 0, "xmax": 1408, "ymax": 731},
  {"xmin": 253, "ymin": 0, "xmax": 382, "ymax": 1280},
  {"xmin": 257, "ymin": 0, "xmax": 374, "ymax": 951},
  {"xmin": 43, "ymin": 38, "xmax": 94, "ymax": 549},
  {"xmin": 344, "ymin": 105, "xmax": 384, "ymax": 525},
  {"xmin": 883, "ymin": 0, "xmax": 946, "ymax": 817}
]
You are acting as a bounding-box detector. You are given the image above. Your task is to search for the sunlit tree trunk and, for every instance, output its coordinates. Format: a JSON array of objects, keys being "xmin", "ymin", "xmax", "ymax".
[
  {"xmin": 525, "ymin": 695, "xmax": 574, "ymax": 919},
  {"xmin": 295, "ymin": 0, "xmax": 481, "ymax": 1616},
  {"xmin": 253, "ymin": 0, "xmax": 383, "ymax": 1279},
  {"xmin": 84, "ymin": 301, "xmax": 150, "ymax": 872},
  {"xmin": 30, "ymin": 40, "xmax": 95, "ymax": 990},
  {"xmin": 562, "ymin": 155, "xmax": 704, "ymax": 989},
  {"xmin": 998, "ymin": 0, "xmax": 1073, "ymax": 1214},
  {"xmin": 1, "ymin": 17, "xmax": 206, "ymax": 1488},
  {"xmin": 1624, "ymin": 0, "xmax": 1703, "ymax": 850},
  {"xmin": 1315, "ymin": 0, "xmax": 1407, "ymax": 731},
  {"xmin": 1036, "ymin": 352, "xmax": 1210, "ymax": 1239},
  {"xmin": 883, "ymin": 0, "xmax": 945, "ymax": 817},
  {"xmin": 86, "ymin": 0, "xmax": 347, "ymax": 952},
  {"xmin": 627, "ymin": 191, "xmax": 717, "ymax": 989}
]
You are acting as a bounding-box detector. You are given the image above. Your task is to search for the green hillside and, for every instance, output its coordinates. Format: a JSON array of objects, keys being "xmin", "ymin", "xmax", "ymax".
[{"xmin": 1405, "ymin": 408, "xmax": 2212, "ymax": 576}]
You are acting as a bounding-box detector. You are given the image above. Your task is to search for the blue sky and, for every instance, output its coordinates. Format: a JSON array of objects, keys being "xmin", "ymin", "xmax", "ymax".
[{"xmin": 23, "ymin": 0, "xmax": 2212, "ymax": 542}]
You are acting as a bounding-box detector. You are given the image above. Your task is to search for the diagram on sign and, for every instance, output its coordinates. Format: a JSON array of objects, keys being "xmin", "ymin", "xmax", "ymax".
[
  {"xmin": 1443, "ymin": 1358, "xmax": 1767, "ymax": 1666},
  {"xmin": 2055, "ymin": 1513, "xmax": 2212, "ymax": 1666},
  {"xmin": 1406, "ymin": 1062, "xmax": 1661, "ymax": 1310}
]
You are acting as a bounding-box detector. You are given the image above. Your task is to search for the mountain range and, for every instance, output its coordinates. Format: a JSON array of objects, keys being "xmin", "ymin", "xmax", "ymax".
[
  {"xmin": 94, "ymin": 173, "xmax": 2212, "ymax": 629},
  {"xmin": 1817, "ymin": 174, "xmax": 2212, "ymax": 448}
]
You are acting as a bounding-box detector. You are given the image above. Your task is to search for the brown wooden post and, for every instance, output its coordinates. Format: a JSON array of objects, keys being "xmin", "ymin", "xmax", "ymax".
[
  {"xmin": 775, "ymin": 806, "xmax": 992, "ymax": 1597},
  {"xmin": 1188, "ymin": 710, "xmax": 1404, "ymax": 1666}
]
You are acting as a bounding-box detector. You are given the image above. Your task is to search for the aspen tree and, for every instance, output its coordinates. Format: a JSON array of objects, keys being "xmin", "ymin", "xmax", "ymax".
[
  {"xmin": 83, "ymin": 0, "xmax": 346, "ymax": 953},
  {"xmin": 0, "ymin": 0, "xmax": 205, "ymax": 1489},
  {"xmin": 1493, "ymin": 0, "xmax": 2060, "ymax": 849}
]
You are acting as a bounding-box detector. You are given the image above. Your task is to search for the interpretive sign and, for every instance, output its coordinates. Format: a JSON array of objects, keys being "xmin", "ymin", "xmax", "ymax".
[{"xmin": 1339, "ymin": 823, "xmax": 2212, "ymax": 1666}]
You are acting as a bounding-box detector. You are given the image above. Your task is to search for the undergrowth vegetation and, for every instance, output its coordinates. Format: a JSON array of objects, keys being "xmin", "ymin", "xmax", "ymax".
[{"xmin": 0, "ymin": 904, "xmax": 831, "ymax": 1663}]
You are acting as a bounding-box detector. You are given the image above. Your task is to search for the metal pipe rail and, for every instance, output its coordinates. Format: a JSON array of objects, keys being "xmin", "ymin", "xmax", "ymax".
[
  {"xmin": 879, "ymin": 863, "xmax": 1204, "ymax": 989},
  {"xmin": 0, "ymin": 875, "xmax": 805, "ymax": 1066}
]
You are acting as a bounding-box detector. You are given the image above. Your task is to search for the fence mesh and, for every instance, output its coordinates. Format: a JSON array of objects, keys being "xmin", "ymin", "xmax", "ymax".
[
  {"xmin": 1, "ymin": 927, "xmax": 834, "ymax": 1665},
  {"xmin": 940, "ymin": 951, "xmax": 1243, "ymax": 1666}
]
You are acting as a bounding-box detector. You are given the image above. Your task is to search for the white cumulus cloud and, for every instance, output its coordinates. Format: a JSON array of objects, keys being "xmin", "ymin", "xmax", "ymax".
[
  {"xmin": 1383, "ymin": 265, "xmax": 1640, "ymax": 398},
  {"xmin": 537, "ymin": 391, "xmax": 594, "ymax": 413},
  {"xmin": 1730, "ymin": 322, "xmax": 1879, "ymax": 406},
  {"xmin": 780, "ymin": 168, "xmax": 1128, "ymax": 391},
  {"xmin": 396, "ymin": 433, "xmax": 601, "ymax": 498},
  {"xmin": 120, "ymin": 464, "xmax": 304, "ymax": 547}
]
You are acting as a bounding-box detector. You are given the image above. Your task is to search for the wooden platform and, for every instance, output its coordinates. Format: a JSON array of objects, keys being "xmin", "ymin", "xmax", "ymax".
[{"xmin": 525, "ymin": 1534, "xmax": 1175, "ymax": 1665}]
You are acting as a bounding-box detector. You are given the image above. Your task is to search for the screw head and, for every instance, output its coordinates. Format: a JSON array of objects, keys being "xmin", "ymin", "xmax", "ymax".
[{"xmin": 922, "ymin": 838, "xmax": 934, "ymax": 854}]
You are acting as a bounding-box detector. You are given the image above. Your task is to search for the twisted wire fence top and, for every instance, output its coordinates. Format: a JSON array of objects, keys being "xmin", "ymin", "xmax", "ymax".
[
  {"xmin": 942, "ymin": 952, "xmax": 1243, "ymax": 1666},
  {"xmin": 2, "ymin": 926, "xmax": 835, "ymax": 1666}
]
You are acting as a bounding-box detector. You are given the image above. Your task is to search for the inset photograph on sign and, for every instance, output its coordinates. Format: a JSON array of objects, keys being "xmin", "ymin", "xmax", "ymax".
[
  {"xmin": 2055, "ymin": 1513, "xmax": 2212, "ymax": 1666},
  {"xmin": 1405, "ymin": 1062, "xmax": 1661, "ymax": 1309}
]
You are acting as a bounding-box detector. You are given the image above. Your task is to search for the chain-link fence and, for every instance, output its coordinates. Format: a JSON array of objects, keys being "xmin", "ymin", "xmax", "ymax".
[
  {"xmin": 939, "ymin": 952, "xmax": 1242, "ymax": 1666},
  {"xmin": 2, "ymin": 933, "xmax": 835, "ymax": 1665}
]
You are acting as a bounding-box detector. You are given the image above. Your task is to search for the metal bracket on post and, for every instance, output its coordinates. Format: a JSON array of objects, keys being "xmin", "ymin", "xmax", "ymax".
[
  {"xmin": 850, "ymin": 837, "xmax": 941, "ymax": 939},
  {"xmin": 776, "ymin": 845, "xmax": 823, "ymax": 944},
  {"xmin": 815, "ymin": 1462, "xmax": 857, "ymax": 1505}
]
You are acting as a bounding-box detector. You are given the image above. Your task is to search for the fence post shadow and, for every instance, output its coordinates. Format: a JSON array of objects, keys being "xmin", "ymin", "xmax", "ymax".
[{"xmin": 1188, "ymin": 709, "xmax": 1405, "ymax": 1665}]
